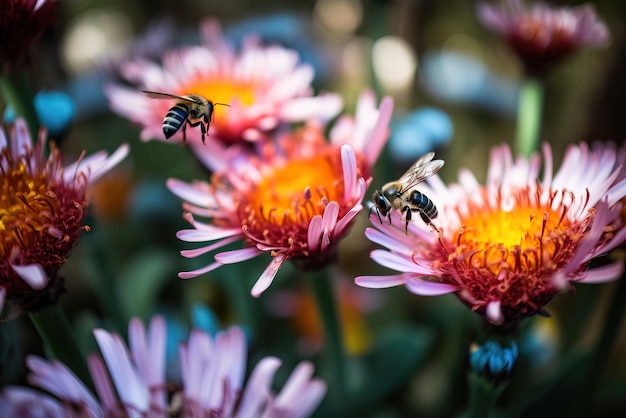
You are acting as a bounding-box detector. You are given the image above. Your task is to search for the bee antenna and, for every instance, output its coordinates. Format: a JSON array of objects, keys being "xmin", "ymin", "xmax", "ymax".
[{"xmin": 213, "ymin": 103, "xmax": 230, "ymax": 107}]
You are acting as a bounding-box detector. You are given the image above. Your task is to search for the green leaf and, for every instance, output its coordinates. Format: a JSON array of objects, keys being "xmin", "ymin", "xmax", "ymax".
[{"xmin": 116, "ymin": 248, "xmax": 177, "ymax": 319}]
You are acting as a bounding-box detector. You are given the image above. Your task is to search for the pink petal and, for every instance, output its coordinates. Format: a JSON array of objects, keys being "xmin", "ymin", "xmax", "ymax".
[
  {"xmin": 178, "ymin": 262, "xmax": 223, "ymax": 279},
  {"xmin": 341, "ymin": 145, "xmax": 358, "ymax": 201},
  {"xmin": 365, "ymin": 96, "xmax": 394, "ymax": 167},
  {"xmin": 93, "ymin": 329, "xmax": 150, "ymax": 412},
  {"xmin": 405, "ymin": 277, "xmax": 457, "ymax": 296},
  {"xmin": 87, "ymin": 355, "xmax": 118, "ymax": 412},
  {"xmin": 355, "ymin": 274, "xmax": 407, "ymax": 288},
  {"xmin": 166, "ymin": 178, "xmax": 212, "ymax": 207},
  {"xmin": 370, "ymin": 250, "xmax": 435, "ymax": 274},
  {"xmin": 251, "ymin": 254, "xmax": 286, "ymax": 297},
  {"xmin": 176, "ymin": 228, "xmax": 241, "ymax": 242},
  {"xmin": 214, "ymin": 247, "xmax": 263, "ymax": 264},
  {"xmin": 577, "ymin": 261, "xmax": 624, "ymax": 284},
  {"xmin": 180, "ymin": 236, "xmax": 240, "ymax": 258},
  {"xmin": 486, "ymin": 300, "xmax": 504, "ymax": 325},
  {"xmin": 307, "ymin": 215, "xmax": 323, "ymax": 252},
  {"xmin": 236, "ymin": 357, "xmax": 281, "ymax": 416},
  {"xmin": 11, "ymin": 264, "xmax": 47, "ymax": 289}
]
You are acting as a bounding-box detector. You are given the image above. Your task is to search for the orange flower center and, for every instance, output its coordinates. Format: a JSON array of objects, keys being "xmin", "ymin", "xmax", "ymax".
[
  {"xmin": 455, "ymin": 201, "xmax": 573, "ymax": 276},
  {"xmin": 440, "ymin": 187, "xmax": 591, "ymax": 320},
  {"xmin": 178, "ymin": 79, "xmax": 256, "ymax": 128},
  {"xmin": 244, "ymin": 150, "xmax": 343, "ymax": 227},
  {"xmin": 0, "ymin": 162, "xmax": 58, "ymax": 258}
]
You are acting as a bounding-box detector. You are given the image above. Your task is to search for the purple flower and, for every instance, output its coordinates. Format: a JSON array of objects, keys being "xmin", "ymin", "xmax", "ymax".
[
  {"xmin": 477, "ymin": 0, "xmax": 610, "ymax": 75},
  {"xmin": 0, "ymin": 315, "xmax": 326, "ymax": 417}
]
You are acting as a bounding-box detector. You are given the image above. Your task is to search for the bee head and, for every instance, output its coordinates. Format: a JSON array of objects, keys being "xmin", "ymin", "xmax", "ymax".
[{"xmin": 372, "ymin": 190, "xmax": 391, "ymax": 216}]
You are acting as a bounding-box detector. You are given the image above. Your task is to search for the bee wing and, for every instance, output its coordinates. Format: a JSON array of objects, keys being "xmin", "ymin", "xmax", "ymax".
[
  {"xmin": 398, "ymin": 152, "xmax": 445, "ymax": 190},
  {"xmin": 141, "ymin": 90, "xmax": 201, "ymax": 104}
]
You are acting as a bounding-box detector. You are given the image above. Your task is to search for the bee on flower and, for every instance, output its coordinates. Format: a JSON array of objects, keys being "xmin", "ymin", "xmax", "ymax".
[
  {"xmin": 0, "ymin": 119, "xmax": 128, "ymax": 313},
  {"xmin": 106, "ymin": 18, "xmax": 343, "ymax": 147},
  {"xmin": 168, "ymin": 91, "xmax": 393, "ymax": 297},
  {"xmin": 356, "ymin": 142, "xmax": 626, "ymax": 326}
]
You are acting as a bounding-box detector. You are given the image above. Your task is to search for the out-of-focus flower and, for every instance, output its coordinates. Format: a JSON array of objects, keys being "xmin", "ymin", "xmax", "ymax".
[
  {"xmin": 168, "ymin": 91, "xmax": 393, "ymax": 296},
  {"xmin": 0, "ymin": 119, "xmax": 129, "ymax": 312},
  {"xmin": 419, "ymin": 50, "xmax": 519, "ymax": 115},
  {"xmin": 106, "ymin": 18, "xmax": 342, "ymax": 147},
  {"xmin": 519, "ymin": 315, "xmax": 560, "ymax": 369},
  {"xmin": 389, "ymin": 107, "xmax": 453, "ymax": 165},
  {"xmin": 477, "ymin": 0, "xmax": 610, "ymax": 76},
  {"xmin": 356, "ymin": 143, "xmax": 626, "ymax": 326},
  {"xmin": 0, "ymin": 316, "xmax": 327, "ymax": 417},
  {"xmin": 469, "ymin": 340, "xmax": 519, "ymax": 380},
  {"xmin": 225, "ymin": 12, "xmax": 328, "ymax": 80},
  {"xmin": 4, "ymin": 91, "xmax": 76, "ymax": 137},
  {"xmin": 0, "ymin": 0, "xmax": 58, "ymax": 69},
  {"xmin": 268, "ymin": 274, "xmax": 384, "ymax": 355}
]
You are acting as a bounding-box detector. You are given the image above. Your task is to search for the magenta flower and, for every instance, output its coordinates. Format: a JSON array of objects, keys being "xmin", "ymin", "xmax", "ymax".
[
  {"xmin": 167, "ymin": 91, "xmax": 393, "ymax": 296},
  {"xmin": 477, "ymin": 0, "xmax": 610, "ymax": 75},
  {"xmin": 0, "ymin": 316, "xmax": 326, "ymax": 417},
  {"xmin": 106, "ymin": 18, "xmax": 342, "ymax": 147},
  {"xmin": 356, "ymin": 142, "xmax": 626, "ymax": 325},
  {"xmin": 0, "ymin": 119, "xmax": 129, "ymax": 312}
]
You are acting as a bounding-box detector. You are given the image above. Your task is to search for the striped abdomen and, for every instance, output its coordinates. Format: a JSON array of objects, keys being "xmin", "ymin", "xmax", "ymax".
[
  {"xmin": 408, "ymin": 190, "xmax": 438, "ymax": 219},
  {"xmin": 162, "ymin": 103, "xmax": 189, "ymax": 139}
]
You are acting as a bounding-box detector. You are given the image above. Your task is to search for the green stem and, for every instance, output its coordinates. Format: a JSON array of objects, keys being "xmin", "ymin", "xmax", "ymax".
[
  {"xmin": 221, "ymin": 264, "xmax": 258, "ymax": 338},
  {"xmin": 515, "ymin": 78, "xmax": 543, "ymax": 158},
  {"xmin": 462, "ymin": 372, "xmax": 507, "ymax": 418},
  {"xmin": 0, "ymin": 73, "xmax": 39, "ymax": 139},
  {"xmin": 309, "ymin": 269, "xmax": 349, "ymax": 402},
  {"xmin": 572, "ymin": 275, "xmax": 626, "ymax": 418},
  {"xmin": 29, "ymin": 304, "xmax": 94, "ymax": 391}
]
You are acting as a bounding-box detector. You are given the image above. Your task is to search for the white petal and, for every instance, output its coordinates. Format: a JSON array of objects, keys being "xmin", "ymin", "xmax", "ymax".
[{"xmin": 11, "ymin": 264, "xmax": 47, "ymax": 289}]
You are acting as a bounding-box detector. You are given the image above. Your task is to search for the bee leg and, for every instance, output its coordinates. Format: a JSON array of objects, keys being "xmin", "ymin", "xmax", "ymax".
[
  {"xmin": 181, "ymin": 122, "xmax": 187, "ymax": 143},
  {"xmin": 402, "ymin": 206, "xmax": 412, "ymax": 233},
  {"xmin": 199, "ymin": 122, "xmax": 207, "ymax": 144},
  {"xmin": 203, "ymin": 114, "xmax": 211, "ymax": 142},
  {"xmin": 419, "ymin": 211, "xmax": 440, "ymax": 233}
]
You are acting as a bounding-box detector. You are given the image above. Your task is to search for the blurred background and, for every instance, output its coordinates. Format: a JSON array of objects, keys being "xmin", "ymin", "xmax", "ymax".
[{"xmin": 2, "ymin": 0, "xmax": 626, "ymax": 417}]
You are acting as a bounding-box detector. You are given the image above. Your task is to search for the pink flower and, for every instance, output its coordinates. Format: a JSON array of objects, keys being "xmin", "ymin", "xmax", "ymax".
[
  {"xmin": 356, "ymin": 143, "xmax": 626, "ymax": 325},
  {"xmin": 0, "ymin": 119, "xmax": 128, "ymax": 312},
  {"xmin": 0, "ymin": 316, "xmax": 326, "ymax": 418},
  {"xmin": 106, "ymin": 18, "xmax": 342, "ymax": 147},
  {"xmin": 477, "ymin": 0, "xmax": 610, "ymax": 75},
  {"xmin": 168, "ymin": 91, "xmax": 393, "ymax": 296}
]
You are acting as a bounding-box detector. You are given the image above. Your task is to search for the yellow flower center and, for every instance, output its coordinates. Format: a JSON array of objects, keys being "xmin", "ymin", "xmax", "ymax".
[
  {"xmin": 0, "ymin": 163, "xmax": 58, "ymax": 257},
  {"xmin": 178, "ymin": 79, "xmax": 256, "ymax": 127},
  {"xmin": 455, "ymin": 199, "xmax": 573, "ymax": 277},
  {"xmin": 244, "ymin": 151, "xmax": 343, "ymax": 227}
]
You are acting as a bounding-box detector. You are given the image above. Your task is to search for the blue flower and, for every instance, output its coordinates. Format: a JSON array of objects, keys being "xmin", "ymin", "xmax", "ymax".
[
  {"xmin": 419, "ymin": 50, "xmax": 518, "ymax": 115},
  {"xmin": 389, "ymin": 107, "xmax": 453, "ymax": 163},
  {"xmin": 469, "ymin": 340, "xmax": 519, "ymax": 380},
  {"xmin": 4, "ymin": 91, "xmax": 75, "ymax": 136}
]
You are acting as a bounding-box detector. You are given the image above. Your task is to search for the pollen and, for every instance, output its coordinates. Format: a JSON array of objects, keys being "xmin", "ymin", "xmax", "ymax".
[
  {"xmin": 455, "ymin": 201, "xmax": 574, "ymax": 275},
  {"xmin": 443, "ymin": 187, "xmax": 589, "ymax": 319},
  {"xmin": 244, "ymin": 151, "xmax": 343, "ymax": 227},
  {"xmin": 0, "ymin": 145, "xmax": 87, "ymax": 301},
  {"xmin": 0, "ymin": 162, "xmax": 59, "ymax": 257}
]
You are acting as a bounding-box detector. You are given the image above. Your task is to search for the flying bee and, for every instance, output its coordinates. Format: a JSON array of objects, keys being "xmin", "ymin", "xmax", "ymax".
[
  {"xmin": 142, "ymin": 90, "xmax": 230, "ymax": 144},
  {"xmin": 372, "ymin": 152, "xmax": 444, "ymax": 233}
]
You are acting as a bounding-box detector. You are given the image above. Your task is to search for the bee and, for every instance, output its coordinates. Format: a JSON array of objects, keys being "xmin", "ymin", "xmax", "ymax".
[
  {"xmin": 142, "ymin": 91, "xmax": 230, "ymax": 144},
  {"xmin": 372, "ymin": 152, "xmax": 444, "ymax": 232}
]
